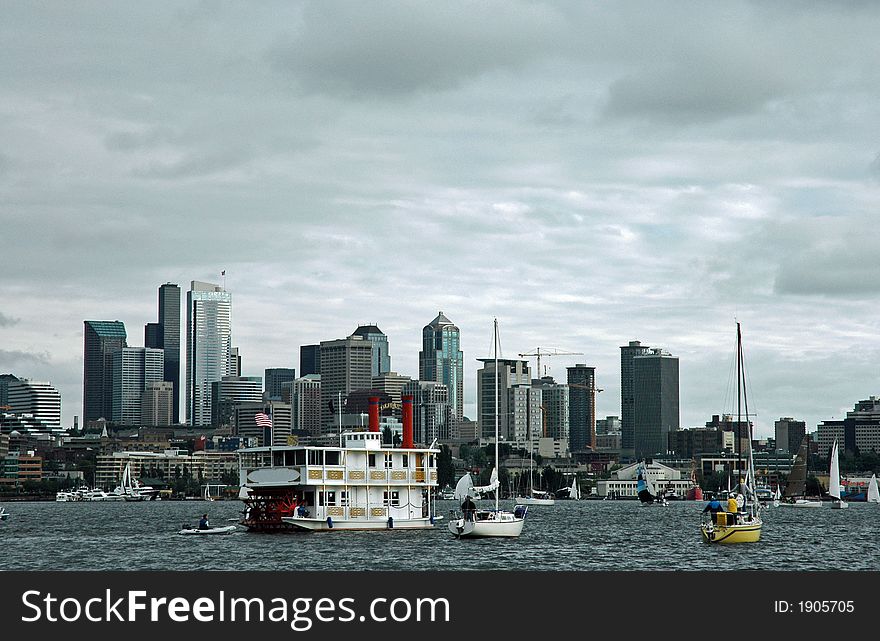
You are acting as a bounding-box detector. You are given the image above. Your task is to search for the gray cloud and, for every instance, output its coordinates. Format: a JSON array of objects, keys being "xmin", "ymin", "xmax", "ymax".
[
  {"xmin": 0, "ymin": 349, "xmax": 50, "ymax": 367},
  {"xmin": 0, "ymin": 312, "xmax": 20, "ymax": 327}
]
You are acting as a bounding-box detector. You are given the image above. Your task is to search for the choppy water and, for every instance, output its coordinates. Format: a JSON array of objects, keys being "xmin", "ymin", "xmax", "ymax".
[{"xmin": 1, "ymin": 499, "xmax": 877, "ymax": 571}]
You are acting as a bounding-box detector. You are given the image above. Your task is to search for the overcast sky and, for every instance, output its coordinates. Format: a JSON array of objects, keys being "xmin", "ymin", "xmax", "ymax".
[{"xmin": 2, "ymin": 1, "xmax": 880, "ymax": 438}]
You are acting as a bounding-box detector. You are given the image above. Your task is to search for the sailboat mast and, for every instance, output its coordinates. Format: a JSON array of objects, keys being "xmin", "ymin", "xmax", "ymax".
[
  {"xmin": 736, "ymin": 322, "xmax": 743, "ymax": 491},
  {"xmin": 494, "ymin": 318, "xmax": 500, "ymax": 512}
]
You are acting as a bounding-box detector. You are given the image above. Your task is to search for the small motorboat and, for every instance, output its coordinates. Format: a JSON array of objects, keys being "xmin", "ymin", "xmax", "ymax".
[{"xmin": 178, "ymin": 525, "xmax": 237, "ymax": 535}]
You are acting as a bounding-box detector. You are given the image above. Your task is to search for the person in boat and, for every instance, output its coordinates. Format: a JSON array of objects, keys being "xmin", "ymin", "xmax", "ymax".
[
  {"xmin": 461, "ymin": 494, "xmax": 477, "ymax": 521},
  {"xmin": 702, "ymin": 498, "xmax": 724, "ymax": 523},
  {"xmin": 296, "ymin": 504, "xmax": 309, "ymax": 518},
  {"xmin": 726, "ymin": 492, "xmax": 739, "ymax": 525},
  {"xmin": 198, "ymin": 514, "xmax": 209, "ymax": 530}
]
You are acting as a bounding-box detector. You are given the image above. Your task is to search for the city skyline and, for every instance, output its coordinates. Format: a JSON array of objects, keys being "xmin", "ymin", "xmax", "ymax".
[{"xmin": 3, "ymin": 3, "xmax": 880, "ymax": 438}]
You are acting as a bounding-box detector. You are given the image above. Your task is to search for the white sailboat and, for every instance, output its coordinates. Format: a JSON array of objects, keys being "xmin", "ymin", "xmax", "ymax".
[
  {"xmin": 568, "ymin": 476, "xmax": 581, "ymax": 501},
  {"xmin": 449, "ymin": 319, "xmax": 527, "ymax": 538},
  {"xmin": 867, "ymin": 474, "xmax": 880, "ymax": 504},
  {"xmin": 773, "ymin": 485, "xmax": 781, "ymax": 507},
  {"xmin": 828, "ymin": 440, "xmax": 848, "ymax": 509},
  {"xmin": 637, "ymin": 461, "xmax": 667, "ymax": 507}
]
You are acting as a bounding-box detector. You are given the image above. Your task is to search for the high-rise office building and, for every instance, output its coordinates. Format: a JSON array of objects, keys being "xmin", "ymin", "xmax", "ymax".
[
  {"xmin": 775, "ymin": 417, "xmax": 806, "ymax": 454},
  {"xmin": 620, "ymin": 340, "xmax": 652, "ymax": 455},
  {"xmin": 567, "ymin": 364, "xmax": 597, "ymax": 452},
  {"xmin": 141, "ymin": 381, "xmax": 174, "ymax": 426},
  {"xmin": 158, "ymin": 283, "xmax": 181, "ymax": 423},
  {"xmin": 403, "ymin": 380, "xmax": 450, "ymax": 444},
  {"xmin": 319, "ymin": 336, "xmax": 373, "ymax": 429},
  {"xmin": 144, "ymin": 323, "xmax": 162, "ymax": 349},
  {"xmin": 7, "ymin": 378, "xmax": 62, "ymax": 427},
  {"xmin": 0, "ymin": 374, "xmax": 18, "ymax": 407},
  {"xmin": 371, "ymin": 371, "xmax": 412, "ymax": 417},
  {"xmin": 112, "ymin": 347, "xmax": 164, "ymax": 425},
  {"xmin": 533, "ymin": 376, "xmax": 570, "ymax": 443},
  {"xmin": 508, "ymin": 384, "xmax": 543, "ymax": 450},
  {"xmin": 292, "ymin": 374, "xmax": 321, "ymax": 436},
  {"xmin": 211, "ymin": 375, "xmax": 263, "ymax": 427},
  {"xmin": 300, "ymin": 345, "xmax": 320, "ymax": 377},
  {"xmin": 477, "ymin": 357, "xmax": 531, "ymax": 441},
  {"xmin": 351, "ymin": 324, "xmax": 391, "ymax": 377},
  {"xmin": 186, "ymin": 281, "xmax": 232, "ymax": 427},
  {"xmin": 264, "ymin": 368, "xmax": 296, "ymax": 401},
  {"xmin": 420, "ymin": 312, "xmax": 464, "ymax": 428},
  {"xmin": 632, "ymin": 348, "xmax": 680, "ymax": 459},
  {"xmin": 83, "ymin": 320, "xmax": 128, "ymax": 423},
  {"xmin": 596, "ymin": 416, "xmax": 621, "ymax": 436}
]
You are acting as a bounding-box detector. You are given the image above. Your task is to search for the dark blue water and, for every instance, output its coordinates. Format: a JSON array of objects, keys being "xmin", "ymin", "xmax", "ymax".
[{"xmin": 1, "ymin": 500, "xmax": 877, "ymax": 571}]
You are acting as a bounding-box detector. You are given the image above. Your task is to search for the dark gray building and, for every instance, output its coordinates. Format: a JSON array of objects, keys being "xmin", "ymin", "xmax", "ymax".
[
  {"xmin": 632, "ymin": 349, "xmax": 679, "ymax": 459},
  {"xmin": 567, "ymin": 364, "xmax": 597, "ymax": 452},
  {"xmin": 319, "ymin": 336, "xmax": 373, "ymax": 429},
  {"xmin": 144, "ymin": 323, "xmax": 162, "ymax": 349},
  {"xmin": 420, "ymin": 312, "xmax": 464, "ymax": 432},
  {"xmin": 158, "ymin": 283, "xmax": 181, "ymax": 423},
  {"xmin": 83, "ymin": 320, "xmax": 128, "ymax": 423},
  {"xmin": 300, "ymin": 344, "xmax": 321, "ymax": 377},
  {"xmin": 351, "ymin": 324, "xmax": 391, "ymax": 377},
  {"xmin": 620, "ymin": 340, "xmax": 652, "ymax": 455},
  {"xmin": 265, "ymin": 368, "xmax": 296, "ymax": 401},
  {"xmin": 774, "ymin": 417, "xmax": 806, "ymax": 455}
]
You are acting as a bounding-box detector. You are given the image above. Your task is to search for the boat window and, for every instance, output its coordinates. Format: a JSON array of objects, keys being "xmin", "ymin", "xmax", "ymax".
[
  {"xmin": 383, "ymin": 491, "xmax": 400, "ymax": 506},
  {"xmin": 322, "ymin": 491, "xmax": 336, "ymax": 506},
  {"xmin": 340, "ymin": 491, "xmax": 349, "ymax": 506},
  {"xmin": 401, "ymin": 454, "xmax": 408, "ymax": 469},
  {"xmin": 294, "ymin": 450, "xmax": 306, "ymax": 465},
  {"xmin": 384, "ymin": 453, "xmax": 393, "ymax": 469},
  {"xmin": 273, "ymin": 451, "xmax": 284, "ymax": 466},
  {"xmin": 368, "ymin": 454, "xmax": 376, "ymax": 468},
  {"xmin": 325, "ymin": 451, "xmax": 341, "ymax": 466},
  {"xmin": 284, "ymin": 450, "xmax": 296, "ymax": 466},
  {"xmin": 308, "ymin": 450, "xmax": 322, "ymax": 466}
]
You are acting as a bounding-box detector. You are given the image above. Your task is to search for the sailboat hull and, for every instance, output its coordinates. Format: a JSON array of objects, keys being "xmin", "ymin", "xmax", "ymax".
[
  {"xmin": 831, "ymin": 501, "xmax": 848, "ymax": 509},
  {"xmin": 778, "ymin": 500, "xmax": 822, "ymax": 508},
  {"xmin": 700, "ymin": 520, "xmax": 762, "ymax": 544},
  {"xmin": 513, "ymin": 496, "xmax": 555, "ymax": 505},
  {"xmin": 448, "ymin": 511, "xmax": 525, "ymax": 538}
]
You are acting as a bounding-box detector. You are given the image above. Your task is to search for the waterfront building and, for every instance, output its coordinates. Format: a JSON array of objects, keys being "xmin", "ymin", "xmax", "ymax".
[
  {"xmin": 597, "ymin": 415, "xmax": 621, "ymax": 436},
  {"xmin": 817, "ymin": 396, "xmax": 880, "ymax": 457},
  {"xmin": 83, "ymin": 320, "xmax": 128, "ymax": 423},
  {"xmin": 292, "ymin": 374, "xmax": 322, "ymax": 436},
  {"xmin": 319, "ymin": 336, "xmax": 373, "ymax": 429},
  {"xmin": 6, "ymin": 378, "xmax": 62, "ymax": 427},
  {"xmin": 774, "ymin": 417, "xmax": 806, "ymax": 454},
  {"xmin": 211, "ymin": 376, "xmax": 263, "ymax": 428},
  {"xmin": 186, "ymin": 281, "xmax": 232, "ymax": 427},
  {"xmin": 95, "ymin": 449, "xmax": 238, "ymax": 489},
  {"xmin": 158, "ymin": 283, "xmax": 181, "ymax": 423},
  {"xmin": 351, "ymin": 324, "xmax": 391, "ymax": 377},
  {"xmin": 476, "ymin": 357, "xmax": 531, "ymax": 441},
  {"xmin": 300, "ymin": 344, "xmax": 320, "ymax": 376},
  {"xmin": 403, "ymin": 380, "xmax": 450, "ymax": 444},
  {"xmin": 596, "ymin": 460, "xmax": 689, "ymax": 498},
  {"xmin": 112, "ymin": 347, "xmax": 164, "ymax": 425},
  {"xmin": 141, "ymin": 381, "xmax": 173, "ymax": 426},
  {"xmin": 265, "ymin": 368, "xmax": 296, "ymax": 401},
  {"xmin": 620, "ymin": 340, "xmax": 652, "ymax": 456},
  {"xmin": 632, "ymin": 348, "xmax": 679, "ymax": 460},
  {"xmin": 0, "ymin": 452, "xmax": 42, "ymax": 488},
  {"xmin": 567, "ymin": 364, "xmax": 597, "ymax": 452},
  {"xmin": 533, "ymin": 376, "xmax": 570, "ymax": 444},
  {"xmin": 419, "ymin": 312, "xmax": 464, "ymax": 430}
]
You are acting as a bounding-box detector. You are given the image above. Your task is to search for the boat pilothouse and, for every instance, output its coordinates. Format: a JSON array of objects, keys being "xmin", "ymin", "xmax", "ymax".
[{"xmin": 238, "ymin": 395, "xmax": 441, "ymax": 532}]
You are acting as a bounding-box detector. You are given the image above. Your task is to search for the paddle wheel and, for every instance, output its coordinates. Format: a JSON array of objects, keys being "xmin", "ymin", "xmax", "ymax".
[{"xmin": 241, "ymin": 488, "xmax": 303, "ymax": 532}]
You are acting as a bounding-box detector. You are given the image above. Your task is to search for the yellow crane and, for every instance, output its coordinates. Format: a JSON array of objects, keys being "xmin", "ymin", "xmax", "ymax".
[{"xmin": 518, "ymin": 347, "xmax": 583, "ymax": 379}]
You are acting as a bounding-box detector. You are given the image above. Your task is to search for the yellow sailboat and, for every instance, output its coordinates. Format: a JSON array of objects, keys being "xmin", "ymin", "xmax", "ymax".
[{"xmin": 700, "ymin": 322, "xmax": 763, "ymax": 544}]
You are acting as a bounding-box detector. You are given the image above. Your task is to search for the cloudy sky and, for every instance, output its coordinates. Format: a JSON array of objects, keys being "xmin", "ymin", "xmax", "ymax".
[{"xmin": 2, "ymin": 1, "xmax": 880, "ymax": 437}]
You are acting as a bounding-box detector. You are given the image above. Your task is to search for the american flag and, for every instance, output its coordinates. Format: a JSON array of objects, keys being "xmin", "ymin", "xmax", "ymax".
[{"xmin": 255, "ymin": 412, "xmax": 272, "ymax": 428}]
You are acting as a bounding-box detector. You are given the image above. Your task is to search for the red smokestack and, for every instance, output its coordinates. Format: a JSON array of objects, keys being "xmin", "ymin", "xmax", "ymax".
[
  {"xmin": 368, "ymin": 396, "xmax": 380, "ymax": 433},
  {"xmin": 402, "ymin": 394, "xmax": 414, "ymax": 448}
]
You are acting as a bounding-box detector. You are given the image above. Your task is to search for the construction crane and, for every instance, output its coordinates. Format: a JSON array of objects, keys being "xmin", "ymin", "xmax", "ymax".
[
  {"xmin": 518, "ymin": 347, "xmax": 583, "ymax": 379},
  {"xmin": 568, "ymin": 382, "xmax": 604, "ymax": 450}
]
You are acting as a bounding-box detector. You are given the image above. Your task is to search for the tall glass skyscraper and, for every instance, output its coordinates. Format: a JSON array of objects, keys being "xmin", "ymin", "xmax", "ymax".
[
  {"xmin": 158, "ymin": 283, "xmax": 181, "ymax": 423},
  {"xmin": 112, "ymin": 347, "xmax": 164, "ymax": 425},
  {"xmin": 420, "ymin": 312, "xmax": 464, "ymax": 430},
  {"xmin": 567, "ymin": 364, "xmax": 597, "ymax": 452},
  {"xmin": 83, "ymin": 320, "xmax": 128, "ymax": 423},
  {"xmin": 633, "ymin": 349, "xmax": 680, "ymax": 459},
  {"xmin": 351, "ymin": 325, "xmax": 391, "ymax": 377},
  {"xmin": 620, "ymin": 340, "xmax": 651, "ymax": 456},
  {"xmin": 186, "ymin": 281, "xmax": 232, "ymax": 427}
]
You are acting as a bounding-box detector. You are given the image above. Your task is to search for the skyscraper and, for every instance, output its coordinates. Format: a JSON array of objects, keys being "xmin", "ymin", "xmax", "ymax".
[
  {"xmin": 533, "ymin": 376, "xmax": 570, "ymax": 443},
  {"xmin": 568, "ymin": 364, "xmax": 597, "ymax": 452},
  {"xmin": 420, "ymin": 312, "xmax": 464, "ymax": 428},
  {"xmin": 112, "ymin": 347, "xmax": 164, "ymax": 425},
  {"xmin": 186, "ymin": 281, "xmax": 232, "ymax": 427},
  {"xmin": 264, "ymin": 368, "xmax": 296, "ymax": 401},
  {"xmin": 300, "ymin": 344, "xmax": 320, "ymax": 376},
  {"xmin": 319, "ymin": 336, "xmax": 373, "ymax": 429},
  {"xmin": 7, "ymin": 378, "xmax": 62, "ymax": 427},
  {"xmin": 620, "ymin": 340, "xmax": 651, "ymax": 456},
  {"xmin": 351, "ymin": 324, "xmax": 391, "ymax": 377},
  {"xmin": 476, "ymin": 357, "xmax": 531, "ymax": 441},
  {"xmin": 83, "ymin": 320, "xmax": 127, "ymax": 423},
  {"xmin": 144, "ymin": 323, "xmax": 162, "ymax": 349},
  {"xmin": 775, "ymin": 417, "xmax": 806, "ymax": 455},
  {"xmin": 403, "ymin": 379, "xmax": 450, "ymax": 444},
  {"xmin": 141, "ymin": 381, "xmax": 173, "ymax": 426},
  {"xmin": 632, "ymin": 348, "xmax": 680, "ymax": 459},
  {"xmin": 293, "ymin": 374, "xmax": 322, "ymax": 436},
  {"xmin": 158, "ymin": 283, "xmax": 181, "ymax": 422},
  {"xmin": 211, "ymin": 375, "xmax": 263, "ymax": 427}
]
